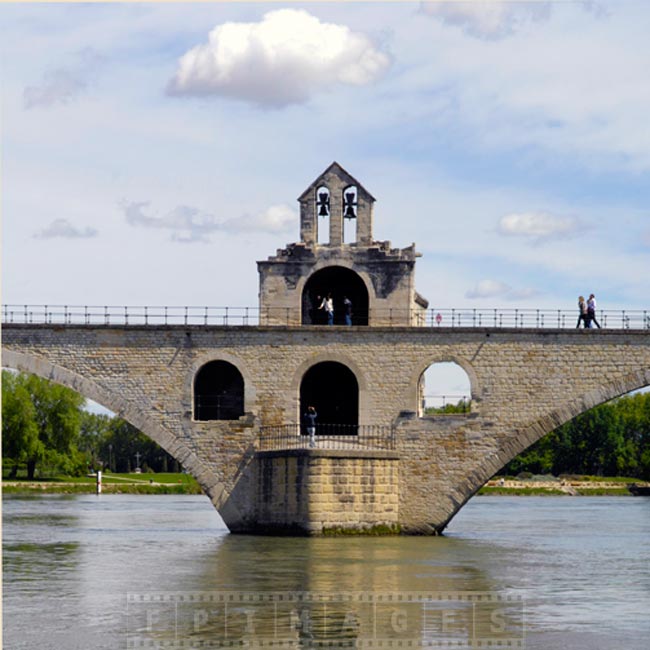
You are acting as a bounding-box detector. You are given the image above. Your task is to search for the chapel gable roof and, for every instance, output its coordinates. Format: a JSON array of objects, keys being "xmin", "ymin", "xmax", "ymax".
[{"xmin": 297, "ymin": 162, "xmax": 376, "ymax": 202}]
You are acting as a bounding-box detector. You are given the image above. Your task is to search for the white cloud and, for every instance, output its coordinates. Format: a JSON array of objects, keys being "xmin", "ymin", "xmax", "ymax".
[
  {"xmin": 124, "ymin": 202, "xmax": 216, "ymax": 243},
  {"xmin": 24, "ymin": 69, "xmax": 87, "ymax": 109},
  {"xmin": 167, "ymin": 9, "xmax": 391, "ymax": 106},
  {"xmin": 420, "ymin": 0, "xmax": 552, "ymax": 39},
  {"xmin": 465, "ymin": 279, "xmax": 540, "ymax": 301},
  {"xmin": 33, "ymin": 218, "xmax": 98, "ymax": 239},
  {"xmin": 465, "ymin": 279, "xmax": 511, "ymax": 299},
  {"xmin": 403, "ymin": 3, "xmax": 650, "ymax": 172},
  {"xmin": 497, "ymin": 212, "xmax": 583, "ymax": 243},
  {"xmin": 123, "ymin": 201, "xmax": 296, "ymax": 242},
  {"xmin": 221, "ymin": 204, "xmax": 297, "ymax": 234},
  {"xmin": 23, "ymin": 48, "xmax": 104, "ymax": 109}
]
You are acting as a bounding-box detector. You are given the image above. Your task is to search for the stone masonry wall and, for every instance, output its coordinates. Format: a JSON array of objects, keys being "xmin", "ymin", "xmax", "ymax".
[
  {"xmin": 251, "ymin": 450, "xmax": 399, "ymax": 534},
  {"xmin": 3, "ymin": 324, "xmax": 650, "ymax": 533}
]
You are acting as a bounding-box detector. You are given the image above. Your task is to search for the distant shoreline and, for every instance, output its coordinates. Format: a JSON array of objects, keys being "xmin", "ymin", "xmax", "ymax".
[
  {"xmin": 2, "ymin": 482, "xmax": 203, "ymax": 495},
  {"xmin": 2, "ymin": 472, "xmax": 203, "ymax": 495},
  {"xmin": 479, "ymin": 478, "xmax": 646, "ymax": 496},
  {"xmin": 3, "ymin": 477, "xmax": 647, "ymax": 497}
]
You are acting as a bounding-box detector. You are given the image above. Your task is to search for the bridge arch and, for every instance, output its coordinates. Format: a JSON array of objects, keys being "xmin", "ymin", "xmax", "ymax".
[
  {"xmin": 440, "ymin": 366, "xmax": 650, "ymax": 532},
  {"xmin": 497, "ymin": 366, "xmax": 650, "ymax": 473},
  {"xmin": 2, "ymin": 349, "xmax": 232, "ymax": 512}
]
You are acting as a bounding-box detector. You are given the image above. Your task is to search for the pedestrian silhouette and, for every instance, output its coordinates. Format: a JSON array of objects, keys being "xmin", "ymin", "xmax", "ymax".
[{"xmin": 587, "ymin": 294, "xmax": 601, "ymax": 328}]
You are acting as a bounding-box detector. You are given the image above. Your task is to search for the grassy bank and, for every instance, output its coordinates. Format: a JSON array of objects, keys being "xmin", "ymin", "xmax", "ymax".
[
  {"xmin": 2, "ymin": 472, "xmax": 203, "ymax": 495},
  {"xmin": 478, "ymin": 475, "xmax": 644, "ymax": 496}
]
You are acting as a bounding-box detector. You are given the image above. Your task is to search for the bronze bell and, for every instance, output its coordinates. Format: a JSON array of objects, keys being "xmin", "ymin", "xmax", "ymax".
[
  {"xmin": 343, "ymin": 192, "xmax": 356, "ymax": 219},
  {"xmin": 317, "ymin": 192, "xmax": 330, "ymax": 216}
]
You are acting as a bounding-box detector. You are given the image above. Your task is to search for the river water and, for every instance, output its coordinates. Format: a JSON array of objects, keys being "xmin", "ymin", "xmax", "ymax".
[{"xmin": 3, "ymin": 494, "xmax": 649, "ymax": 650}]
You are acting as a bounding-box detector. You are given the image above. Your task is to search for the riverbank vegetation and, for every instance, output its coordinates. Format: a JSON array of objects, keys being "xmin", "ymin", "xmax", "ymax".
[
  {"xmin": 502, "ymin": 391, "xmax": 650, "ymax": 479},
  {"xmin": 3, "ymin": 471, "xmax": 202, "ymax": 495},
  {"xmin": 2, "ymin": 370, "xmax": 183, "ymax": 481},
  {"xmin": 427, "ymin": 392, "xmax": 650, "ymax": 480}
]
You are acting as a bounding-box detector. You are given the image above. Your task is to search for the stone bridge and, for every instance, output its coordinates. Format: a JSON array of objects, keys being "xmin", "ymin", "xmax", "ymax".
[{"xmin": 3, "ymin": 322, "xmax": 649, "ymax": 534}]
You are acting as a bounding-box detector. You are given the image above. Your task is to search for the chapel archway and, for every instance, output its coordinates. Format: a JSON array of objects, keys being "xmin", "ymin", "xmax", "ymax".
[{"xmin": 301, "ymin": 266, "xmax": 369, "ymax": 326}]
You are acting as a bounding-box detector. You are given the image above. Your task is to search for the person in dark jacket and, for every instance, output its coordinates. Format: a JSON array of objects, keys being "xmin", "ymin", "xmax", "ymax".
[{"xmin": 304, "ymin": 405, "xmax": 317, "ymax": 448}]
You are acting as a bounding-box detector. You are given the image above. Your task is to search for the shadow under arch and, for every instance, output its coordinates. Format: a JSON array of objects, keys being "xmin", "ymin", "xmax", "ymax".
[
  {"xmin": 438, "ymin": 366, "xmax": 650, "ymax": 533},
  {"xmin": 300, "ymin": 361, "xmax": 359, "ymax": 431},
  {"xmin": 2, "ymin": 349, "xmax": 238, "ymax": 518},
  {"xmin": 289, "ymin": 352, "xmax": 369, "ymax": 425},
  {"xmin": 194, "ymin": 360, "xmax": 244, "ymax": 421},
  {"xmin": 185, "ymin": 350, "xmax": 257, "ymax": 417},
  {"xmin": 302, "ymin": 265, "xmax": 369, "ymax": 325}
]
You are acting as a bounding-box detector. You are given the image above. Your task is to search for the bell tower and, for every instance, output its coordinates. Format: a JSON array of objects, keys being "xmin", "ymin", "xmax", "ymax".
[
  {"xmin": 298, "ymin": 162, "xmax": 375, "ymax": 247},
  {"xmin": 258, "ymin": 162, "xmax": 428, "ymax": 326}
]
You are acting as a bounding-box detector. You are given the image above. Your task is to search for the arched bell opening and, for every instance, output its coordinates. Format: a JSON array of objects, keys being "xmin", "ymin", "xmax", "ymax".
[
  {"xmin": 316, "ymin": 185, "xmax": 330, "ymax": 245},
  {"xmin": 194, "ymin": 360, "xmax": 245, "ymax": 421},
  {"xmin": 300, "ymin": 361, "xmax": 359, "ymax": 435},
  {"xmin": 301, "ymin": 266, "xmax": 369, "ymax": 326},
  {"xmin": 342, "ymin": 184, "xmax": 358, "ymax": 244}
]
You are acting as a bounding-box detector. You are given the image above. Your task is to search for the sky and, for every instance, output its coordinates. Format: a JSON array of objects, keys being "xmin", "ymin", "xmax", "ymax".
[{"xmin": 2, "ymin": 0, "xmax": 649, "ymax": 319}]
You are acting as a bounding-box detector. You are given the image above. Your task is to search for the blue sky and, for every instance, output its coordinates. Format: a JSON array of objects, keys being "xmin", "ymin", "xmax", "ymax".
[{"xmin": 2, "ymin": 1, "xmax": 649, "ymax": 314}]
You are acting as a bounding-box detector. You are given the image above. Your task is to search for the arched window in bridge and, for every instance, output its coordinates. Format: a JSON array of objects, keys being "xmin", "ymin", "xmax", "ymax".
[
  {"xmin": 194, "ymin": 360, "xmax": 244, "ymax": 421},
  {"xmin": 300, "ymin": 361, "xmax": 359, "ymax": 435},
  {"xmin": 418, "ymin": 362, "xmax": 471, "ymax": 417},
  {"xmin": 301, "ymin": 266, "xmax": 369, "ymax": 326}
]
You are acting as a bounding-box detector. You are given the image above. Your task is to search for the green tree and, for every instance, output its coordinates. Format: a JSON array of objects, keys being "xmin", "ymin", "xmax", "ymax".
[
  {"xmin": 503, "ymin": 391, "xmax": 650, "ymax": 479},
  {"xmin": 24, "ymin": 374, "xmax": 85, "ymax": 478},
  {"xmin": 2, "ymin": 371, "xmax": 43, "ymax": 477},
  {"xmin": 2, "ymin": 371, "xmax": 86, "ymax": 478},
  {"xmin": 79, "ymin": 411, "xmax": 113, "ymax": 471},
  {"xmin": 100, "ymin": 417, "xmax": 178, "ymax": 473}
]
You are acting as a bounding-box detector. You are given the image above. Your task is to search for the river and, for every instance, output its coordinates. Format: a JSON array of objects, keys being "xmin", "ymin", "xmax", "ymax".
[{"xmin": 3, "ymin": 494, "xmax": 649, "ymax": 649}]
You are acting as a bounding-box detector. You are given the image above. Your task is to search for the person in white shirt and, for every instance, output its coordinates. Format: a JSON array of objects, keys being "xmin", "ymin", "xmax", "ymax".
[
  {"xmin": 319, "ymin": 293, "xmax": 334, "ymax": 325},
  {"xmin": 587, "ymin": 294, "xmax": 601, "ymax": 329}
]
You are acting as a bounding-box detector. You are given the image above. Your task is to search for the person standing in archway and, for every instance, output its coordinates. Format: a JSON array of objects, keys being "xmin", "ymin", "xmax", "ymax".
[
  {"xmin": 304, "ymin": 405, "xmax": 317, "ymax": 448},
  {"xmin": 343, "ymin": 295, "xmax": 353, "ymax": 326},
  {"xmin": 319, "ymin": 293, "xmax": 334, "ymax": 325}
]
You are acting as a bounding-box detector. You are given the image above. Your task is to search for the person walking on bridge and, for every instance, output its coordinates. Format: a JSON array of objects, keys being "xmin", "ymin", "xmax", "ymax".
[
  {"xmin": 587, "ymin": 293, "xmax": 601, "ymax": 329},
  {"xmin": 577, "ymin": 296, "xmax": 588, "ymax": 328}
]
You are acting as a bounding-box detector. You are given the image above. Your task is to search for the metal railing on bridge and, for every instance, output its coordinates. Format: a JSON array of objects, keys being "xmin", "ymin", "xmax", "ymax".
[
  {"xmin": 423, "ymin": 394, "xmax": 471, "ymax": 414},
  {"xmin": 3, "ymin": 304, "xmax": 650, "ymax": 330},
  {"xmin": 257, "ymin": 424, "xmax": 395, "ymax": 452}
]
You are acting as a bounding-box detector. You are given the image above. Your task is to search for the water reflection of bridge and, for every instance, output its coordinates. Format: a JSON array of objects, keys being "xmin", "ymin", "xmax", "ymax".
[{"xmin": 126, "ymin": 535, "xmax": 525, "ymax": 648}]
